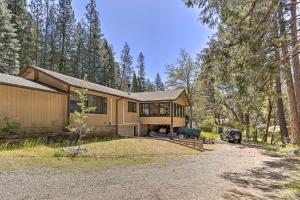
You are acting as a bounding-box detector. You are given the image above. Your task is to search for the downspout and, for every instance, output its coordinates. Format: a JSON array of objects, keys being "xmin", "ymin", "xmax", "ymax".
[
  {"xmin": 170, "ymin": 101, "xmax": 174, "ymax": 140},
  {"xmin": 67, "ymin": 86, "xmax": 70, "ymax": 127},
  {"xmin": 116, "ymin": 97, "xmax": 123, "ymax": 136}
]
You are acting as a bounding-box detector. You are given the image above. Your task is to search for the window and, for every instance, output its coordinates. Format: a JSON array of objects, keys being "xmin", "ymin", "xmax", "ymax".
[
  {"xmin": 69, "ymin": 92, "xmax": 107, "ymax": 114},
  {"xmin": 140, "ymin": 103, "xmax": 170, "ymax": 117},
  {"xmin": 128, "ymin": 101, "xmax": 137, "ymax": 113},
  {"xmin": 89, "ymin": 95, "xmax": 107, "ymax": 114},
  {"xmin": 140, "ymin": 103, "xmax": 149, "ymax": 116},
  {"xmin": 172, "ymin": 103, "xmax": 185, "ymax": 118},
  {"xmin": 149, "ymin": 103, "xmax": 159, "ymax": 116},
  {"xmin": 70, "ymin": 92, "xmax": 83, "ymax": 113},
  {"xmin": 159, "ymin": 103, "xmax": 170, "ymax": 116}
]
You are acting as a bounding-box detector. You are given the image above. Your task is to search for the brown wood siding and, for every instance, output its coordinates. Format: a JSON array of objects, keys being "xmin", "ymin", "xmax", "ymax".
[
  {"xmin": 0, "ymin": 85, "xmax": 68, "ymax": 133},
  {"xmin": 38, "ymin": 73, "xmax": 69, "ymax": 92}
]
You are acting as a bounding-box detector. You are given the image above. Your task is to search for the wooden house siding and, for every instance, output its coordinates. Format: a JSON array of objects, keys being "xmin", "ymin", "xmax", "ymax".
[
  {"xmin": 15, "ymin": 66, "xmax": 191, "ymax": 136},
  {"xmin": 0, "ymin": 84, "xmax": 68, "ymax": 133}
]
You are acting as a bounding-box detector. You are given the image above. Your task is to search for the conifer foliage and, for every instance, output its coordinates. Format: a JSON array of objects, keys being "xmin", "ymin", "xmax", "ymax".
[
  {"xmin": 0, "ymin": 0, "xmax": 20, "ymax": 74},
  {"xmin": 0, "ymin": 0, "xmax": 163, "ymax": 91}
]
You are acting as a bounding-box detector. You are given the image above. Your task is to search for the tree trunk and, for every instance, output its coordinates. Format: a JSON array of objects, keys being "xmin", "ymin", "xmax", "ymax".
[
  {"xmin": 290, "ymin": 0, "xmax": 300, "ymax": 117},
  {"xmin": 263, "ymin": 98, "xmax": 273, "ymax": 143},
  {"xmin": 189, "ymin": 104, "xmax": 193, "ymax": 128},
  {"xmin": 278, "ymin": 2, "xmax": 300, "ymax": 144},
  {"xmin": 245, "ymin": 113, "xmax": 250, "ymax": 140},
  {"xmin": 253, "ymin": 128, "xmax": 258, "ymax": 142},
  {"xmin": 43, "ymin": 0, "xmax": 49, "ymax": 69},
  {"xmin": 276, "ymin": 74, "xmax": 289, "ymax": 143},
  {"xmin": 59, "ymin": 29, "xmax": 66, "ymax": 73}
]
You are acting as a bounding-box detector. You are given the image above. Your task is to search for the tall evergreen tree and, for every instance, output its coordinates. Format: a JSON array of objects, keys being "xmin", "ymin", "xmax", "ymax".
[
  {"xmin": 5, "ymin": 0, "xmax": 33, "ymax": 69},
  {"xmin": 100, "ymin": 39, "xmax": 118, "ymax": 88},
  {"xmin": 72, "ymin": 21, "xmax": 86, "ymax": 78},
  {"xmin": 57, "ymin": 0, "xmax": 75, "ymax": 74},
  {"xmin": 119, "ymin": 42, "xmax": 133, "ymax": 90},
  {"xmin": 154, "ymin": 73, "xmax": 164, "ymax": 91},
  {"xmin": 85, "ymin": 0, "xmax": 102, "ymax": 83},
  {"xmin": 145, "ymin": 78, "xmax": 155, "ymax": 92},
  {"xmin": 41, "ymin": 0, "xmax": 54, "ymax": 68},
  {"xmin": 131, "ymin": 72, "xmax": 139, "ymax": 92},
  {"xmin": 0, "ymin": 0, "xmax": 20, "ymax": 74},
  {"xmin": 47, "ymin": 2, "xmax": 58, "ymax": 71},
  {"xmin": 137, "ymin": 52, "xmax": 146, "ymax": 92},
  {"xmin": 114, "ymin": 61, "xmax": 121, "ymax": 89},
  {"xmin": 29, "ymin": 0, "xmax": 44, "ymax": 67}
]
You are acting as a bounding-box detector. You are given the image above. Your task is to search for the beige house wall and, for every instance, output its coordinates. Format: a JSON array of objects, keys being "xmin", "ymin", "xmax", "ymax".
[
  {"xmin": 15, "ymin": 69, "xmax": 190, "ymax": 136},
  {"xmin": 0, "ymin": 84, "xmax": 68, "ymax": 133}
]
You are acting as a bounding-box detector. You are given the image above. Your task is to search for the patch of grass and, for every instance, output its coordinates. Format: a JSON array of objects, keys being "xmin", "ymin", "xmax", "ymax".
[
  {"xmin": 52, "ymin": 149, "xmax": 67, "ymax": 157},
  {"xmin": 258, "ymin": 143, "xmax": 300, "ymax": 199},
  {"xmin": 202, "ymin": 132, "xmax": 220, "ymax": 139},
  {"xmin": 282, "ymin": 163, "xmax": 300, "ymax": 199},
  {"xmin": 262, "ymin": 144, "xmax": 299, "ymax": 156},
  {"xmin": 0, "ymin": 138, "xmax": 199, "ymax": 171}
]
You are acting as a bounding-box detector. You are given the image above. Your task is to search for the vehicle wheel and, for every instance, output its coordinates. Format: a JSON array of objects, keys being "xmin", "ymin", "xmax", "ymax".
[{"xmin": 238, "ymin": 140, "xmax": 242, "ymax": 143}]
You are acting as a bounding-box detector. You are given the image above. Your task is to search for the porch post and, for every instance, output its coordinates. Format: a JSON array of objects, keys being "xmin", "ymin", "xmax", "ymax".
[{"xmin": 170, "ymin": 101, "xmax": 174, "ymax": 140}]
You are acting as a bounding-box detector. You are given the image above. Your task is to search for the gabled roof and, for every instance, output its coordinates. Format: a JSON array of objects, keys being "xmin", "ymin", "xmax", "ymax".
[
  {"xmin": 20, "ymin": 66, "xmax": 190, "ymax": 104},
  {"xmin": 0, "ymin": 73, "xmax": 64, "ymax": 94},
  {"xmin": 23, "ymin": 66, "xmax": 135, "ymax": 99}
]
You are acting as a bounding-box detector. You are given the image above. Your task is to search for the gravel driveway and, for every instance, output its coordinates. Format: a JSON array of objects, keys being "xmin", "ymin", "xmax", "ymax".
[{"xmin": 0, "ymin": 143, "xmax": 299, "ymax": 200}]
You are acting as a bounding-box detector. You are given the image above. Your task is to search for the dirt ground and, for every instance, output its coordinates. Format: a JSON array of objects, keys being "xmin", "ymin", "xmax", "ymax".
[{"xmin": 0, "ymin": 143, "xmax": 299, "ymax": 200}]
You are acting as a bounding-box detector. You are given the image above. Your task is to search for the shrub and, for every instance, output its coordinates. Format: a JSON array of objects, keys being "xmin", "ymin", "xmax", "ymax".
[
  {"xmin": 0, "ymin": 117, "xmax": 21, "ymax": 135},
  {"xmin": 178, "ymin": 127, "xmax": 201, "ymax": 138}
]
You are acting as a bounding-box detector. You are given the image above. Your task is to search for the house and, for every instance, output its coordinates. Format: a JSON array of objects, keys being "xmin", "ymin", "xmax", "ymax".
[{"xmin": 0, "ymin": 65, "xmax": 190, "ymax": 137}]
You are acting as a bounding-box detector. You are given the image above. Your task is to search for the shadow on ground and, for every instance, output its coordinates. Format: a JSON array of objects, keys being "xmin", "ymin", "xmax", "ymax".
[{"xmin": 220, "ymin": 143, "xmax": 300, "ymax": 200}]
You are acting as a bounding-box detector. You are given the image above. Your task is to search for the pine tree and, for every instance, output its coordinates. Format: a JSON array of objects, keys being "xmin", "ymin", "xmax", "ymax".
[
  {"xmin": 137, "ymin": 52, "xmax": 146, "ymax": 92},
  {"xmin": 119, "ymin": 42, "xmax": 133, "ymax": 90},
  {"xmin": 0, "ymin": 0, "xmax": 20, "ymax": 74},
  {"xmin": 41, "ymin": 0, "xmax": 54, "ymax": 68},
  {"xmin": 145, "ymin": 78, "xmax": 155, "ymax": 92},
  {"xmin": 5, "ymin": 0, "xmax": 33, "ymax": 69},
  {"xmin": 154, "ymin": 73, "xmax": 164, "ymax": 91},
  {"xmin": 100, "ymin": 39, "xmax": 118, "ymax": 88},
  {"xmin": 57, "ymin": 0, "xmax": 75, "ymax": 74},
  {"xmin": 114, "ymin": 61, "xmax": 121, "ymax": 89},
  {"xmin": 29, "ymin": 0, "xmax": 44, "ymax": 67},
  {"xmin": 72, "ymin": 21, "xmax": 86, "ymax": 78},
  {"xmin": 131, "ymin": 72, "xmax": 139, "ymax": 92},
  {"xmin": 47, "ymin": 2, "xmax": 58, "ymax": 71},
  {"xmin": 85, "ymin": 0, "xmax": 102, "ymax": 83}
]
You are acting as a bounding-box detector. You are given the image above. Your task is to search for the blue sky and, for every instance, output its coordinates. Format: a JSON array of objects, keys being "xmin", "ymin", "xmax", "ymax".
[{"xmin": 72, "ymin": 0, "xmax": 213, "ymax": 81}]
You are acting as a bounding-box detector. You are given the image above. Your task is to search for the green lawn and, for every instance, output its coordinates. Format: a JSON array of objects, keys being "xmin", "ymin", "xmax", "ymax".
[
  {"xmin": 201, "ymin": 132, "xmax": 220, "ymax": 139},
  {"xmin": 0, "ymin": 138, "xmax": 199, "ymax": 171}
]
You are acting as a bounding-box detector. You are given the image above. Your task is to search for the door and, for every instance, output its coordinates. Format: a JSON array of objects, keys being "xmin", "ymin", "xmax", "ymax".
[{"xmin": 134, "ymin": 126, "xmax": 138, "ymax": 136}]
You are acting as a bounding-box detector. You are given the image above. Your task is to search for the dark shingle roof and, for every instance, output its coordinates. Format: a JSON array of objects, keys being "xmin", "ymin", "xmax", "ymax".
[
  {"xmin": 0, "ymin": 73, "xmax": 62, "ymax": 93},
  {"xmin": 24, "ymin": 66, "xmax": 188, "ymax": 103}
]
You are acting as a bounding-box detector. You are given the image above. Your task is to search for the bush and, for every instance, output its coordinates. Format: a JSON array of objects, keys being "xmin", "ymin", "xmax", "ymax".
[
  {"xmin": 178, "ymin": 127, "xmax": 201, "ymax": 138},
  {"xmin": 0, "ymin": 117, "xmax": 21, "ymax": 135}
]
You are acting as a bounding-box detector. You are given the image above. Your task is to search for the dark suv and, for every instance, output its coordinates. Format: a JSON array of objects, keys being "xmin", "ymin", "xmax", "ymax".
[{"xmin": 220, "ymin": 129, "xmax": 242, "ymax": 143}]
